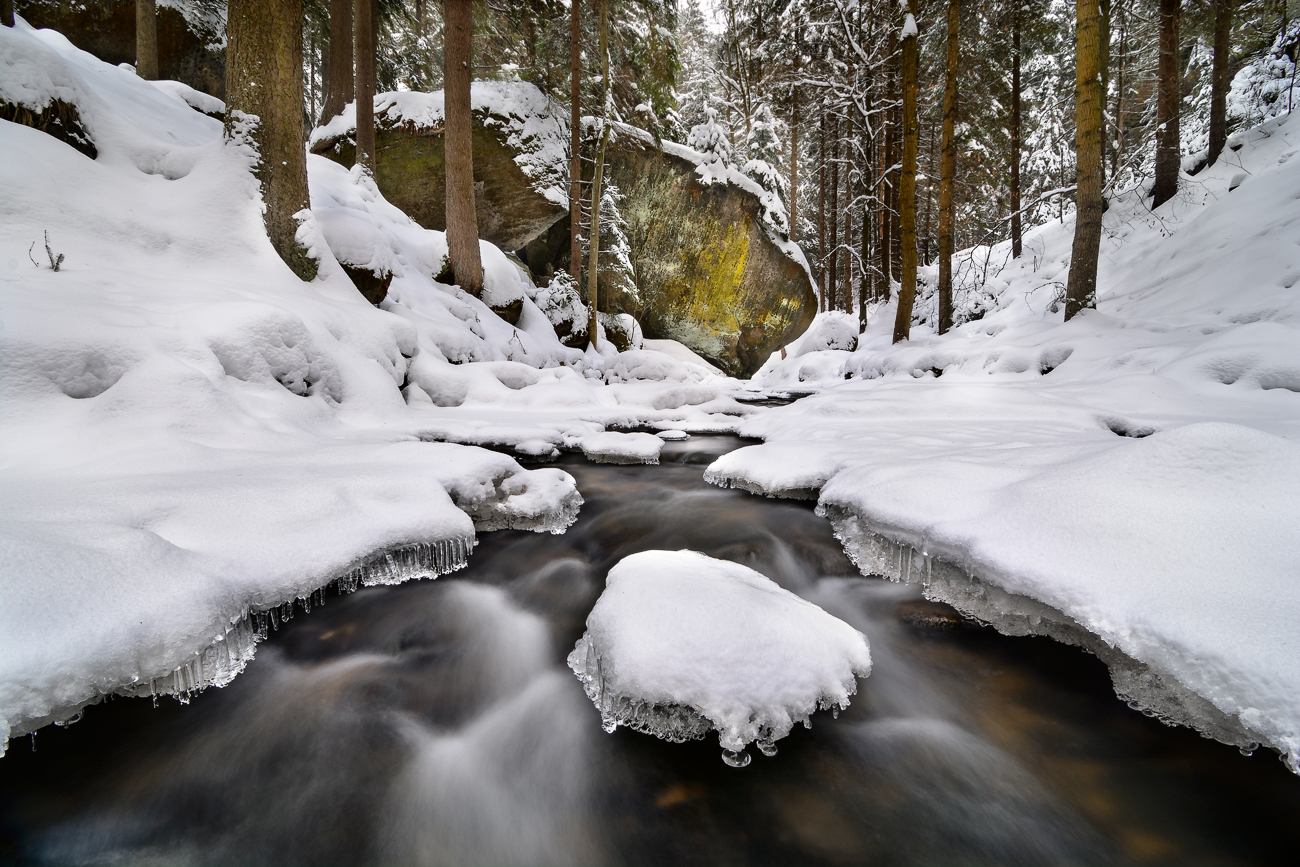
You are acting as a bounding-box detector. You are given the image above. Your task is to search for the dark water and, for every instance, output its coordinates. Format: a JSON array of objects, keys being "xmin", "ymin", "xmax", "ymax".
[{"xmin": 3, "ymin": 436, "xmax": 1299, "ymax": 866}]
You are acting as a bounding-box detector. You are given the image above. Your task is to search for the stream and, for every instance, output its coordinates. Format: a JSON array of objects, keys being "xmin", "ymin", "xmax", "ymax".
[{"xmin": 2, "ymin": 435, "xmax": 1298, "ymax": 866}]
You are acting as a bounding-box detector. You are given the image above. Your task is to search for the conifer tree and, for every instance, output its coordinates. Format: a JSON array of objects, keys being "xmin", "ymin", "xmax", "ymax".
[
  {"xmin": 320, "ymin": 0, "xmax": 354, "ymax": 124},
  {"xmin": 1066, "ymin": 0, "xmax": 1103, "ymax": 319},
  {"xmin": 444, "ymin": 0, "xmax": 483, "ymax": 295},
  {"xmin": 1152, "ymin": 0, "xmax": 1182, "ymax": 208},
  {"xmin": 893, "ymin": 0, "xmax": 920, "ymax": 344}
]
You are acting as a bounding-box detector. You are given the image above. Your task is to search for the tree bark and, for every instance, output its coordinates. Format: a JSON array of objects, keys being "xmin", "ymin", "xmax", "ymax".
[
  {"xmin": 1, "ymin": 0, "xmax": 14, "ymax": 28},
  {"xmin": 893, "ymin": 1, "xmax": 920, "ymax": 344},
  {"xmin": 1066, "ymin": 0, "xmax": 1104, "ymax": 319},
  {"xmin": 860, "ymin": 80, "xmax": 873, "ymax": 315},
  {"xmin": 818, "ymin": 107, "xmax": 827, "ymax": 311},
  {"xmin": 570, "ymin": 0, "xmax": 582, "ymax": 281},
  {"xmin": 829, "ymin": 112, "xmax": 840, "ymax": 313},
  {"xmin": 790, "ymin": 82, "xmax": 799, "ymax": 241},
  {"xmin": 225, "ymin": 0, "xmax": 317, "ymax": 281},
  {"xmin": 936, "ymin": 0, "xmax": 959, "ymax": 334},
  {"xmin": 1010, "ymin": 6, "xmax": 1022, "ymax": 258},
  {"xmin": 1151, "ymin": 0, "xmax": 1181, "ymax": 208},
  {"xmin": 320, "ymin": 0, "xmax": 353, "ymax": 124},
  {"xmin": 1208, "ymin": 0, "xmax": 1233, "ymax": 166},
  {"xmin": 354, "ymin": 0, "xmax": 376, "ymax": 172},
  {"xmin": 444, "ymin": 0, "xmax": 483, "ymax": 295},
  {"xmin": 135, "ymin": 0, "xmax": 158, "ymax": 80},
  {"xmin": 586, "ymin": 0, "xmax": 612, "ymax": 349}
]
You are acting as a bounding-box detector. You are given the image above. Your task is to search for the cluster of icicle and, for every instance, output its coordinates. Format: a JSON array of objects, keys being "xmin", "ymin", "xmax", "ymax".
[{"xmin": 127, "ymin": 536, "xmax": 476, "ymax": 705}]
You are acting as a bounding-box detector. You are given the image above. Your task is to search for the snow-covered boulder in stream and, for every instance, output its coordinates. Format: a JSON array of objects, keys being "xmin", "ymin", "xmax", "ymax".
[{"xmin": 567, "ymin": 550, "xmax": 871, "ymax": 766}]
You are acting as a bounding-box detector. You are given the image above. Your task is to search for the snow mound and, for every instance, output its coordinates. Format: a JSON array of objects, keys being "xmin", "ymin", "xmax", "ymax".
[
  {"xmin": 567, "ymin": 550, "xmax": 871, "ymax": 764},
  {"xmin": 580, "ymin": 431, "xmax": 663, "ymax": 465}
]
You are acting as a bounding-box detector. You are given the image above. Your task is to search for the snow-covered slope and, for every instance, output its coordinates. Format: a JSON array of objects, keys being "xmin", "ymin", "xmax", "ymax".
[
  {"xmin": 716, "ymin": 113, "xmax": 1300, "ymax": 771},
  {"xmin": 0, "ymin": 20, "xmax": 750, "ymax": 754}
]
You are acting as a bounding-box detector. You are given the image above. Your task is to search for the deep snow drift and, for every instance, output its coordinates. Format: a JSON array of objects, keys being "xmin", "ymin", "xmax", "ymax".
[
  {"xmin": 712, "ymin": 111, "xmax": 1300, "ymax": 771},
  {"xmin": 567, "ymin": 550, "xmax": 871, "ymax": 765},
  {"xmin": 0, "ymin": 20, "xmax": 752, "ymax": 754}
]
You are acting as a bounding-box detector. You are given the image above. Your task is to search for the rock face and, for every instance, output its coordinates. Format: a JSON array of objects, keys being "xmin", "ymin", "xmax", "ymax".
[
  {"xmin": 17, "ymin": 0, "xmax": 226, "ymax": 98},
  {"xmin": 310, "ymin": 86, "xmax": 569, "ymax": 254},
  {"xmin": 600, "ymin": 130, "xmax": 816, "ymax": 378}
]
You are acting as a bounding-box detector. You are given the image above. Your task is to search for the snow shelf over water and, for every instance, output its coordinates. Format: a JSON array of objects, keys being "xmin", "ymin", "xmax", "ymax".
[{"xmin": 568, "ymin": 550, "xmax": 871, "ymax": 765}]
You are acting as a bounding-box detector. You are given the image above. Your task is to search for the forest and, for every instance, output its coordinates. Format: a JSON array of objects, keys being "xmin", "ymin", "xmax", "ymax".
[{"xmin": 2, "ymin": 1, "xmax": 1300, "ymax": 864}]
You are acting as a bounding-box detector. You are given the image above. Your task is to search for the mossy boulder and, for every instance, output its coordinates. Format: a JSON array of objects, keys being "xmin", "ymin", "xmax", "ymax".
[
  {"xmin": 600, "ymin": 130, "xmax": 816, "ymax": 378},
  {"xmin": 16, "ymin": 0, "xmax": 225, "ymax": 98},
  {"xmin": 310, "ymin": 85, "xmax": 569, "ymax": 254}
]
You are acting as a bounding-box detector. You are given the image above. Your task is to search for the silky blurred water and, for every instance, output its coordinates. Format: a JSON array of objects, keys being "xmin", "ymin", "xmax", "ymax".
[{"xmin": 2, "ymin": 435, "xmax": 1298, "ymax": 866}]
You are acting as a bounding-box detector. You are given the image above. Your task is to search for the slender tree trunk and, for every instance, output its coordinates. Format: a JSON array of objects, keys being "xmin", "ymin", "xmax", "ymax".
[
  {"xmin": 570, "ymin": 0, "xmax": 582, "ymax": 281},
  {"xmin": 1100, "ymin": 0, "xmax": 1111, "ymax": 183},
  {"xmin": 1066, "ymin": 0, "xmax": 1104, "ymax": 319},
  {"xmin": 1208, "ymin": 0, "xmax": 1233, "ymax": 166},
  {"xmin": 136, "ymin": 0, "xmax": 158, "ymax": 80},
  {"xmin": 829, "ymin": 113, "xmax": 840, "ymax": 313},
  {"xmin": 586, "ymin": 0, "xmax": 611, "ymax": 349},
  {"xmin": 226, "ymin": 0, "xmax": 317, "ymax": 281},
  {"xmin": 321, "ymin": 0, "xmax": 353, "ymax": 124},
  {"xmin": 880, "ymin": 49, "xmax": 895, "ymax": 298},
  {"xmin": 1, "ymin": 0, "xmax": 13, "ymax": 28},
  {"xmin": 923, "ymin": 120, "xmax": 934, "ymax": 264},
  {"xmin": 1114, "ymin": 8, "xmax": 1126, "ymax": 176},
  {"xmin": 1152, "ymin": 0, "xmax": 1181, "ymax": 208},
  {"xmin": 893, "ymin": 2, "xmax": 920, "ymax": 344},
  {"xmin": 936, "ymin": 0, "xmax": 959, "ymax": 334},
  {"xmin": 790, "ymin": 82, "xmax": 799, "ymax": 241},
  {"xmin": 1010, "ymin": 8, "xmax": 1022, "ymax": 258},
  {"xmin": 844, "ymin": 114, "xmax": 854, "ymax": 315},
  {"xmin": 818, "ymin": 108, "xmax": 827, "ymax": 311},
  {"xmin": 354, "ymin": 0, "xmax": 376, "ymax": 171},
  {"xmin": 888, "ymin": 55, "xmax": 901, "ymax": 283},
  {"xmin": 444, "ymin": 0, "xmax": 483, "ymax": 295},
  {"xmin": 860, "ymin": 81, "xmax": 873, "ymax": 316}
]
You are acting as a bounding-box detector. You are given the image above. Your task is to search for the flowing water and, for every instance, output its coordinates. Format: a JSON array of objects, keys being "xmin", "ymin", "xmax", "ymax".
[{"xmin": 2, "ymin": 435, "xmax": 1298, "ymax": 866}]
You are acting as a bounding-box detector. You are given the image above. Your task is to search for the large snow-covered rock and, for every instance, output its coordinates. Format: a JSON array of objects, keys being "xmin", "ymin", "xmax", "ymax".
[{"xmin": 568, "ymin": 550, "xmax": 871, "ymax": 764}]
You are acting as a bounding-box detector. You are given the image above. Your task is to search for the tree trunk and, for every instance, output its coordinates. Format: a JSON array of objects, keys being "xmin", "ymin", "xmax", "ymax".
[
  {"xmin": 829, "ymin": 113, "xmax": 840, "ymax": 313},
  {"xmin": 570, "ymin": 0, "xmax": 581, "ymax": 281},
  {"xmin": 135, "ymin": 0, "xmax": 158, "ymax": 80},
  {"xmin": 790, "ymin": 83, "xmax": 799, "ymax": 241},
  {"xmin": 880, "ymin": 50, "xmax": 895, "ymax": 298},
  {"xmin": 444, "ymin": 0, "xmax": 483, "ymax": 295},
  {"xmin": 860, "ymin": 80, "xmax": 873, "ymax": 316},
  {"xmin": 1208, "ymin": 0, "xmax": 1233, "ymax": 166},
  {"xmin": 893, "ymin": 2, "xmax": 920, "ymax": 345},
  {"xmin": 818, "ymin": 108, "xmax": 827, "ymax": 311},
  {"xmin": 1010, "ymin": 7, "xmax": 1022, "ymax": 258},
  {"xmin": 1152, "ymin": 0, "xmax": 1181, "ymax": 208},
  {"xmin": 586, "ymin": 0, "xmax": 612, "ymax": 350},
  {"xmin": 936, "ymin": 0, "xmax": 959, "ymax": 335},
  {"xmin": 1066, "ymin": 0, "xmax": 1104, "ymax": 319},
  {"xmin": 1100, "ymin": 0, "xmax": 1111, "ymax": 182},
  {"xmin": 1, "ymin": 0, "xmax": 14, "ymax": 28},
  {"xmin": 320, "ymin": 0, "xmax": 353, "ymax": 124},
  {"xmin": 225, "ymin": 0, "xmax": 317, "ymax": 281},
  {"xmin": 354, "ymin": 0, "xmax": 377, "ymax": 172}
]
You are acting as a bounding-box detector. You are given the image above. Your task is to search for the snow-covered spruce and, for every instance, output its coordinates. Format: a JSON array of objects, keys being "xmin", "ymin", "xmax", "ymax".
[{"xmin": 567, "ymin": 550, "xmax": 871, "ymax": 766}]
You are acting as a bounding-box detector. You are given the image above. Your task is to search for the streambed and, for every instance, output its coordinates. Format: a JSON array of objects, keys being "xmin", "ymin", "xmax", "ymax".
[{"xmin": 2, "ymin": 436, "xmax": 1297, "ymax": 866}]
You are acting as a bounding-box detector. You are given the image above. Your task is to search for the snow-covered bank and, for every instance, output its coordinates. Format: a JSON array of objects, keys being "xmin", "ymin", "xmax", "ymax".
[
  {"xmin": 0, "ymin": 20, "xmax": 751, "ymax": 754},
  {"xmin": 712, "ymin": 113, "xmax": 1300, "ymax": 771}
]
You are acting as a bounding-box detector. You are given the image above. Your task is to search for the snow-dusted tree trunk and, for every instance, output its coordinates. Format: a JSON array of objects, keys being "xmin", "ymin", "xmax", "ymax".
[
  {"xmin": 354, "ymin": 0, "xmax": 376, "ymax": 172},
  {"xmin": 818, "ymin": 107, "xmax": 827, "ymax": 311},
  {"xmin": 444, "ymin": 0, "xmax": 483, "ymax": 296},
  {"xmin": 893, "ymin": 1, "xmax": 920, "ymax": 345},
  {"xmin": 225, "ymin": 0, "xmax": 317, "ymax": 281},
  {"xmin": 1152, "ymin": 0, "xmax": 1181, "ymax": 208},
  {"xmin": 569, "ymin": 0, "xmax": 582, "ymax": 282},
  {"xmin": 829, "ymin": 113, "xmax": 839, "ymax": 312},
  {"xmin": 135, "ymin": 0, "xmax": 158, "ymax": 80},
  {"xmin": 586, "ymin": 0, "xmax": 611, "ymax": 349},
  {"xmin": 1208, "ymin": 0, "xmax": 1234, "ymax": 167},
  {"xmin": 320, "ymin": 0, "xmax": 353, "ymax": 124},
  {"xmin": 1010, "ymin": 7, "xmax": 1022, "ymax": 259},
  {"xmin": 1066, "ymin": 0, "xmax": 1104, "ymax": 320},
  {"xmin": 789, "ymin": 81, "xmax": 799, "ymax": 242},
  {"xmin": 936, "ymin": 0, "xmax": 959, "ymax": 335}
]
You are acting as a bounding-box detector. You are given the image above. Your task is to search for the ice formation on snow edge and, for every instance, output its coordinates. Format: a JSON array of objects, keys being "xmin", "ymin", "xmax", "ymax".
[
  {"xmin": 2, "ymin": 536, "xmax": 474, "ymax": 754},
  {"xmin": 818, "ymin": 506, "xmax": 1296, "ymax": 774}
]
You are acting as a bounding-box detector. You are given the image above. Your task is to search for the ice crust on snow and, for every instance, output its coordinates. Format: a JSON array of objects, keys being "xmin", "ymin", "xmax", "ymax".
[
  {"xmin": 567, "ymin": 550, "xmax": 871, "ymax": 759},
  {"xmin": 0, "ymin": 21, "xmax": 759, "ymax": 755},
  {"xmin": 713, "ymin": 110, "xmax": 1300, "ymax": 772}
]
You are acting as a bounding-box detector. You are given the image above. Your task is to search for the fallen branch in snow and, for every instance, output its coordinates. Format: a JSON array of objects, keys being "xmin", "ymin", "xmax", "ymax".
[{"xmin": 43, "ymin": 231, "xmax": 64, "ymax": 272}]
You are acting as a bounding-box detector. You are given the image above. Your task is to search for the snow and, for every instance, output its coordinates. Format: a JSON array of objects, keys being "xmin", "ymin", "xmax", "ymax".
[
  {"xmin": 0, "ymin": 20, "xmax": 756, "ymax": 755},
  {"xmin": 715, "ymin": 110, "xmax": 1300, "ymax": 772},
  {"xmin": 580, "ymin": 431, "xmax": 664, "ymax": 465},
  {"xmin": 311, "ymin": 81, "xmax": 570, "ymax": 208},
  {"xmin": 567, "ymin": 550, "xmax": 871, "ymax": 761}
]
